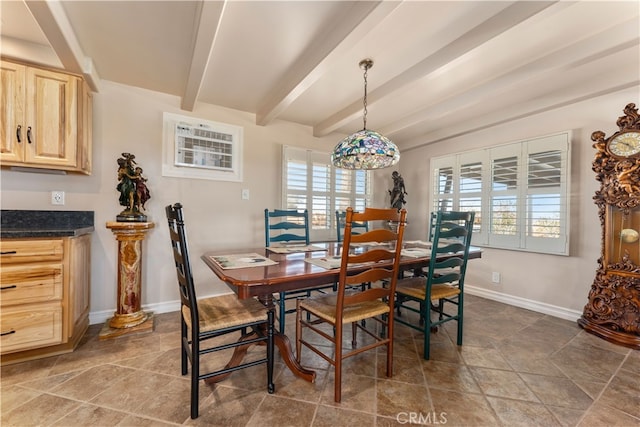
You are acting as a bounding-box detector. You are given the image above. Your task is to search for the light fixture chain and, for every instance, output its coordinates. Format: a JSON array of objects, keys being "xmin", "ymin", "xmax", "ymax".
[{"xmin": 362, "ymin": 66, "xmax": 368, "ymax": 130}]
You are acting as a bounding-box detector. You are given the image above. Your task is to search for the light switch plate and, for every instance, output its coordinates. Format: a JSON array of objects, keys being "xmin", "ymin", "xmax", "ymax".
[{"xmin": 241, "ymin": 189, "xmax": 249, "ymax": 200}]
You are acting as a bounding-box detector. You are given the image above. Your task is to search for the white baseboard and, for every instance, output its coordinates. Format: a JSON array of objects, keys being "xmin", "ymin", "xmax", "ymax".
[
  {"xmin": 465, "ymin": 285, "xmax": 583, "ymax": 322},
  {"xmin": 89, "ymin": 289, "xmax": 582, "ymax": 325},
  {"xmin": 89, "ymin": 300, "xmax": 181, "ymax": 325}
]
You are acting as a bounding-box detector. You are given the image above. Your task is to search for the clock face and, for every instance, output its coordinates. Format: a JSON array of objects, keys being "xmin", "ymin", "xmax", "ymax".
[{"xmin": 608, "ymin": 131, "xmax": 640, "ymax": 157}]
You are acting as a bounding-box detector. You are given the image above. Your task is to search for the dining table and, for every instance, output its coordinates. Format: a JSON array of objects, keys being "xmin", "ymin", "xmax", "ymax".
[{"xmin": 201, "ymin": 241, "xmax": 482, "ymax": 383}]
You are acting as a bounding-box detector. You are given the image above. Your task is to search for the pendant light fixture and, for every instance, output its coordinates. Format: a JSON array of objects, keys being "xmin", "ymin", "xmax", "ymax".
[{"xmin": 331, "ymin": 58, "xmax": 399, "ymax": 170}]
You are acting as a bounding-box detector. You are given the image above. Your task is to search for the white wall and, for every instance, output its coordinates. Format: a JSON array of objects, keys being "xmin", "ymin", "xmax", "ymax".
[
  {"xmin": 394, "ymin": 87, "xmax": 640, "ymax": 319},
  {"xmin": 0, "ymin": 81, "xmax": 346, "ymax": 322},
  {"xmin": 1, "ymin": 79, "xmax": 638, "ymax": 324}
]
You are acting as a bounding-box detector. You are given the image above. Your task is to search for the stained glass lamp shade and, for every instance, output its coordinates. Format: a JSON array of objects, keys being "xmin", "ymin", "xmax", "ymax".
[
  {"xmin": 331, "ymin": 129, "xmax": 399, "ymax": 169},
  {"xmin": 331, "ymin": 58, "xmax": 400, "ymax": 170}
]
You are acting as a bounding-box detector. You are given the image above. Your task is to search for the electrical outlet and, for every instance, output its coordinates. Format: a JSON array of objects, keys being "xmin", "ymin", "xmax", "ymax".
[
  {"xmin": 51, "ymin": 191, "xmax": 65, "ymax": 205},
  {"xmin": 241, "ymin": 189, "xmax": 250, "ymax": 200},
  {"xmin": 491, "ymin": 272, "xmax": 501, "ymax": 284}
]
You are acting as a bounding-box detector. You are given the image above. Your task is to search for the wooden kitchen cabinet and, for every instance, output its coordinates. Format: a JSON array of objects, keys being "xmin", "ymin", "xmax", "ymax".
[
  {"xmin": 0, "ymin": 59, "xmax": 92, "ymax": 174},
  {"xmin": 0, "ymin": 235, "xmax": 91, "ymax": 364}
]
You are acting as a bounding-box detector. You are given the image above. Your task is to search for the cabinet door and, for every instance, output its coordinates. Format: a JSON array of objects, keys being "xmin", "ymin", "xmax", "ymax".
[
  {"xmin": 68, "ymin": 234, "xmax": 91, "ymax": 338},
  {"xmin": 1, "ymin": 61, "xmax": 25, "ymax": 163},
  {"xmin": 77, "ymin": 80, "xmax": 93, "ymax": 174},
  {"xmin": 24, "ymin": 67, "xmax": 78, "ymax": 167}
]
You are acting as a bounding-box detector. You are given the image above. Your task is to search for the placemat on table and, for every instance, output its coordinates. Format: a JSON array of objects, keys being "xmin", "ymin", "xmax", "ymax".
[
  {"xmin": 209, "ymin": 253, "xmax": 278, "ymax": 269},
  {"xmin": 266, "ymin": 244, "xmax": 326, "ymax": 254}
]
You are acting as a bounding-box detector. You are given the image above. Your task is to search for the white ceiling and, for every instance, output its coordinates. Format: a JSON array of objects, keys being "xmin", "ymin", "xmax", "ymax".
[{"xmin": 2, "ymin": 1, "xmax": 639, "ymax": 150}]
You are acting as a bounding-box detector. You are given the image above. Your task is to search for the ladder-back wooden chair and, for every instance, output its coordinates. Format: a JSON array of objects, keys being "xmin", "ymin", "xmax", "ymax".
[
  {"xmin": 264, "ymin": 208, "xmax": 334, "ymax": 334},
  {"xmin": 394, "ymin": 210, "xmax": 474, "ymax": 360},
  {"xmin": 166, "ymin": 203, "xmax": 275, "ymax": 419},
  {"xmin": 296, "ymin": 207, "xmax": 407, "ymax": 402}
]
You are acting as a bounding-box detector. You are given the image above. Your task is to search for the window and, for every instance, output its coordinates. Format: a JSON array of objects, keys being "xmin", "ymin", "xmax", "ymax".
[
  {"xmin": 430, "ymin": 132, "xmax": 570, "ymax": 255},
  {"xmin": 283, "ymin": 145, "xmax": 371, "ymax": 241},
  {"xmin": 162, "ymin": 112, "xmax": 243, "ymax": 181}
]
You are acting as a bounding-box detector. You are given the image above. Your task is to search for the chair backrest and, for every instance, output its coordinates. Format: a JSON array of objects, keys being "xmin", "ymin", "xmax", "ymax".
[
  {"xmin": 264, "ymin": 209, "xmax": 310, "ymax": 247},
  {"xmin": 428, "ymin": 211, "xmax": 437, "ymax": 241},
  {"xmin": 165, "ymin": 203, "xmax": 199, "ymax": 333},
  {"xmin": 335, "ymin": 210, "xmax": 369, "ymax": 242},
  {"xmin": 426, "ymin": 211, "xmax": 475, "ymax": 294},
  {"xmin": 335, "ymin": 207, "xmax": 407, "ymax": 323}
]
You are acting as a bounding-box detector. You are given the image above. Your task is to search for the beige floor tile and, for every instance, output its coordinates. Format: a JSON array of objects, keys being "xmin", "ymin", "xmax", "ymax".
[
  {"xmin": 487, "ymin": 396, "xmax": 561, "ymax": 427},
  {"xmin": 246, "ymin": 394, "xmax": 316, "ymax": 427},
  {"xmin": 375, "ymin": 379, "xmax": 432, "ymax": 418},
  {"xmin": 470, "ymin": 367, "xmax": 540, "ymax": 402},
  {"xmin": 313, "ymin": 404, "xmax": 375, "ymax": 427},
  {"xmin": 2, "ymin": 299, "xmax": 637, "ymax": 426},
  {"xmin": 577, "ymin": 402, "xmax": 640, "ymax": 427},
  {"xmin": 428, "ymin": 388, "xmax": 500, "ymax": 426}
]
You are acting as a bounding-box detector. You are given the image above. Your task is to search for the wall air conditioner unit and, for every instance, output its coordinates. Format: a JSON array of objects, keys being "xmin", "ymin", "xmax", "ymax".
[{"xmin": 162, "ymin": 112, "xmax": 243, "ymax": 182}]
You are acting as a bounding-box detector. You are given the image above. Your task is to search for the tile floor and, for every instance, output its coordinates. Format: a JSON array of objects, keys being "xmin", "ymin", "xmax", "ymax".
[{"xmin": 2, "ymin": 294, "xmax": 639, "ymax": 426}]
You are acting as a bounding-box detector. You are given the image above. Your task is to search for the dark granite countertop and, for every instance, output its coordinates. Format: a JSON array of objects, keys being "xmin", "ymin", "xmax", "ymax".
[{"xmin": 1, "ymin": 210, "xmax": 94, "ymax": 238}]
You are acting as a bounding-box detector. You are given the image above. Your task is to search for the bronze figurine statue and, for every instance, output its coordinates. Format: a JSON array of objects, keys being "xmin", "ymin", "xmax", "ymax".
[
  {"xmin": 389, "ymin": 171, "xmax": 407, "ymax": 211},
  {"xmin": 116, "ymin": 152, "xmax": 151, "ymax": 222}
]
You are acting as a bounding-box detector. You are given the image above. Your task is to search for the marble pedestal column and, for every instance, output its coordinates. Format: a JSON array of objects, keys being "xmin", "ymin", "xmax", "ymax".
[{"xmin": 100, "ymin": 221, "xmax": 155, "ymax": 340}]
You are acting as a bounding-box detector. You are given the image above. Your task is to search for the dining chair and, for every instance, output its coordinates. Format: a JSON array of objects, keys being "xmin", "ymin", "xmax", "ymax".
[
  {"xmin": 296, "ymin": 207, "xmax": 407, "ymax": 402},
  {"xmin": 264, "ymin": 208, "xmax": 334, "ymax": 334},
  {"xmin": 394, "ymin": 210, "xmax": 474, "ymax": 360},
  {"xmin": 166, "ymin": 203, "xmax": 275, "ymax": 419},
  {"xmin": 336, "ymin": 209, "xmax": 371, "ymax": 294},
  {"xmin": 335, "ymin": 209, "xmax": 368, "ymax": 242}
]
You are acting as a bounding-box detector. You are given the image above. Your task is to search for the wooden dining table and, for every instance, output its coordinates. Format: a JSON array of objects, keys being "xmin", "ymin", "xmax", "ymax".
[{"xmin": 201, "ymin": 241, "xmax": 482, "ymax": 383}]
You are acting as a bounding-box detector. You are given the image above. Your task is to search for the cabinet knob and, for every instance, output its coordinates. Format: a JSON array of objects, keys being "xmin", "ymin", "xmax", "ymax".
[
  {"xmin": 0, "ymin": 251, "xmax": 17, "ymax": 255},
  {"xmin": 1, "ymin": 330, "xmax": 16, "ymax": 337},
  {"xmin": 1, "ymin": 285, "xmax": 17, "ymax": 290},
  {"xmin": 27, "ymin": 126, "xmax": 32, "ymax": 144},
  {"xmin": 16, "ymin": 125, "xmax": 22, "ymax": 143}
]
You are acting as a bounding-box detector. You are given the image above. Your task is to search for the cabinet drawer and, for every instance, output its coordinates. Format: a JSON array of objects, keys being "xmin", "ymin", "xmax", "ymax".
[
  {"xmin": 0, "ymin": 263, "xmax": 63, "ymax": 306},
  {"xmin": 0, "ymin": 239, "xmax": 63, "ymax": 264},
  {"xmin": 1, "ymin": 303, "xmax": 62, "ymax": 354}
]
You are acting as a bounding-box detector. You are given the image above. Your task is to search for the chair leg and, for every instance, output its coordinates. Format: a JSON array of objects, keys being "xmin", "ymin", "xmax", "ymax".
[
  {"xmin": 295, "ymin": 300, "xmax": 302, "ymax": 363},
  {"xmin": 279, "ymin": 292, "xmax": 286, "ymax": 334},
  {"xmin": 423, "ymin": 303, "xmax": 431, "ymax": 360},
  {"xmin": 457, "ymin": 295, "xmax": 464, "ymax": 346},
  {"xmin": 181, "ymin": 320, "xmax": 188, "ymax": 376},
  {"xmin": 351, "ymin": 322, "xmax": 357, "ymax": 347},
  {"xmin": 334, "ymin": 323, "xmax": 343, "ymax": 402},
  {"xmin": 190, "ymin": 339, "xmax": 199, "ymax": 419},
  {"xmin": 267, "ymin": 309, "xmax": 275, "ymax": 393}
]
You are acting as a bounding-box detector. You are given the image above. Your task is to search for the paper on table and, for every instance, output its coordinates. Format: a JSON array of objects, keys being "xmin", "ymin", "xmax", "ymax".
[
  {"xmin": 304, "ymin": 256, "xmax": 376, "ymax": 270},
  {"xmin": 304, "ymin": 256, "xmax": 342, "ymax": 269},
  {"xmin": 401, "ymin": 248, "xmax": 431, "ymax": 258},
  {"xmin": 266, "ymin": 244, "xmax": 326, "ymax": 254},
  {"xmin": 209, "ymin": 253, "xmax": 278, "ymax": 269},
  {"xmin": 404, "ymin": 240, "xmax": 432, "ymax": 248}
]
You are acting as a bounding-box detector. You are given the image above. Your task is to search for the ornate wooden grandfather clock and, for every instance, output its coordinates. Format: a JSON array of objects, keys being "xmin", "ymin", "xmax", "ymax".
[{"xmin": 578, "ymin": 103, "xmax": 640, "ymax": 349}]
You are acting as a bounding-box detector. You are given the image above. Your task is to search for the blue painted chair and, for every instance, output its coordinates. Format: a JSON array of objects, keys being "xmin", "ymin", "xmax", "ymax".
[
  {"xmin": 394, "ymin": 210, "xmax": 474, "ymax": 359},
  {"xmin": 166, "ymin": 203, "xmax": 274, "ymax": 419},
  {"xmin": 335, "ymin": 210, "xmax": 368, "ymax": 242},
  {"xmin": 264, "ymin": 209, "xmax": 333, "ymax": 334}
]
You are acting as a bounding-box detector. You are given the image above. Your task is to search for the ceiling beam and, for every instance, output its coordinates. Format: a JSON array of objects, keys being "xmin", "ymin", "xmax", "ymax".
[
  {"xmin": 181, "ymin": 0, "xmax": 226, "ymax": 111},
  {"xmin": 381, "ymin": 17, "xmax": 640, "ymax": 138},
  {"xmin": 255, "ymin": 1, "xmax": 401, "ymax": 126},
  {"xmin": 313, "ymin": 1, "xmax": 559, "ymax": 137},
  {"xmin": 25, "ymin": 0, "xmax": 101, "ymax": 92}
]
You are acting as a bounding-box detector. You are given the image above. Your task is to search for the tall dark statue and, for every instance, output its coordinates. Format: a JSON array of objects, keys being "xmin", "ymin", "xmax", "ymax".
[
  {"xmin": 389, "ymin": 171, "xmax": 407, "ymax": 211},
  {"xmin": 116, "ymin": 152, "xmax": 151, "ymax": 222}
]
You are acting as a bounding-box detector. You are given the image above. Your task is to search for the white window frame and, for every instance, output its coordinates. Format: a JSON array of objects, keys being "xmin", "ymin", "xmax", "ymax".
[
  {"xmin": 282, "ymin": 145, "xmax": 372, "ymax": 242},
  {"xmin": 430, "ymin": 131, "xmax": 571, "ymax": 255},
  {"xmin": 162, "ymin": 112, "xmax": 243, "ymax": 182}
]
